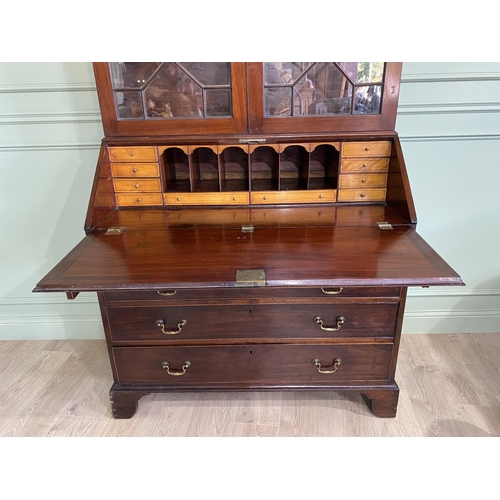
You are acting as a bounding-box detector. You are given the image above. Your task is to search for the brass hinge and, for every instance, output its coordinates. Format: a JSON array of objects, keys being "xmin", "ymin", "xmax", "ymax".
[
  {"xmin": 104, "ymin": 227, "xmax": 125, "ymax": 235},
  {"xmin": 236, "ymin": 269, "xmax": 266, "ymax": 287},
  {"xmin": 241, "ymin": 224, "xmax": 254, "ymax": 233},
  {"xmin": 376, "ymin": 222, "xmax": 393, "ymax": 230}
]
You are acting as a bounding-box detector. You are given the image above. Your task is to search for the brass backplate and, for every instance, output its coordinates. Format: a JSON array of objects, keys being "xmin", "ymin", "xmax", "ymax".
[{"xmin": 235, "ymin": 269, "xmax": 266, "ymax": 287}]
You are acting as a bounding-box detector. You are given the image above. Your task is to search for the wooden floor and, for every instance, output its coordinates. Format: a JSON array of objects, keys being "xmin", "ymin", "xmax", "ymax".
[{"xmin": 0, "ymin": 333, "xmax": 499, "ymax": 437}]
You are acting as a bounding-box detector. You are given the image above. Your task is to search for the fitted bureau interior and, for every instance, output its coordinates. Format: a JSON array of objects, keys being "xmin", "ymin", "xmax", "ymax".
[{"xmin": 109, "ymin": 140, "xmax": 396, "ymax": 208}]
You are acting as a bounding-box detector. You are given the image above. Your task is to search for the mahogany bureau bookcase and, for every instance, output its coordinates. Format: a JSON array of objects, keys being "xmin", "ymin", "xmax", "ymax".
[{"xmin": 34, "ymin": 62, "xmax": 463, "ymax": 418}]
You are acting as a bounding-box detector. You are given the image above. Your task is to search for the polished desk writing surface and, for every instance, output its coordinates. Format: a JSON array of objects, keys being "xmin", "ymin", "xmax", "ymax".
[{"xmin": 34, "ymin": 208, "xmax": 462, "ymax": 292}]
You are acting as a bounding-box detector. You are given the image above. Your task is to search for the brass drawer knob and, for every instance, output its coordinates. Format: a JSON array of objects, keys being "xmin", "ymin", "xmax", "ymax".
[
  {"xmin": 364, "ymin": 147, "xmax": 369, "ymax": 151},
  {"xmin": 314, "ymin": 315, "xmax": 345, "ymax": 332},
  {"xmin": 361, "ymin": 179, "xmax": 366, "ymax": 183},
  {"xmin": 156, "ymin": 318, "xmax": 187, "ymax": 335},
  {"xmin": 136, "ymin": 198, "xmax": 141, "ymax": 202},
  {"xmin": 360, "ymin": 193, "xmax": 365, "ymax": 198},
  {"xmin": 135, "ymin": 183, "xmax": 140, "ymax": 188},
  {"xmin": 133, "ymin": 168, "xmax": 137, "ymax": 173},
  {"xmin": 161, "ymin": 360, "xmax": 191, "ymax": 376},
  {"xmin": 312, "ymin": 357, "xmax": 342, "ymax": 374},
  {"xmin": 130, "ymin": 152, "xmax": 135, "ymax": 156}
]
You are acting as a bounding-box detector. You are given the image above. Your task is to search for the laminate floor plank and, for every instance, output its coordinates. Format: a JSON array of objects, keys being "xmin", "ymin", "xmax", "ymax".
[
  {"xmin": 0, "ymin": 341, "xmax": 104, "ymax": 437},
  {"xmin": 0, "ymin": 334, "xmax": 498, "ymax": 437}
]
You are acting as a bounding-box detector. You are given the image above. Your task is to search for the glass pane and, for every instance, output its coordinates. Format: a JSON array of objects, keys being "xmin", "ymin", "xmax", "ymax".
[
  {"xmin": 145, "ymin": 63, "xmax": 203, "ymax": 118},
  {"xmin": 114, "ymin": 91, "xmax": 144, "ymax": 119},
  {"xmin": 206, "ymin": 89, "xmax": 231, "ymax": 117},
  {"xmin": 180, "ymin": 62, "xmax": 230, "ymax": 86},
  {"xmin": 110, "ymin": 62, "xmax": 161, "ymax": 89},
  {"xmin": 265, "ymin": 87, "xmax": 292, "ymax": 116},
  {"xmin": 355, "ymin": 62, "xmax": 385, "ymax": 83},
  {"xmin": 353, "ymin": 85, "xmax": 382, "ymax": 114},
  {"xmin": 265, "ymin": 63, "xmax": 314, "ymax": 85},
  {"xmin": 111, "ymin": 62, "xmax": 233, "ymax": 120},
  {"xmin": 264, "ymin": 62, "xmax": 385, "ymax": 117},
  {"xmin": 293, "ymin": 63, "xmax": 352, "ymax": 115}
]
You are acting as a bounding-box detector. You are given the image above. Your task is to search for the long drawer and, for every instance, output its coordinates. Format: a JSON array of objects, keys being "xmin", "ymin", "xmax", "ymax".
[
  {"xmin": 112, "ymin": 343, "xmax": 393, "ymax": 385},
  {"xmin": 103, "ymin": 286, "xmax": 401, "ymax": 303},
  {"xmin": 106, "ymin": 302, "xmax": 398, "ymax": 342}
]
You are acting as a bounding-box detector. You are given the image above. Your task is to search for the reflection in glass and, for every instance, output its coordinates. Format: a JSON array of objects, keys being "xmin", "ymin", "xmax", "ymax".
[
  {"xmin": 206, "ymin": 89, "xmax": 231, "ymax": 117},
  {"xmin": 264, "ymin": 62, "xmax": 385, "ymax": 117},
  {"xmin": 114, "ymin": 91, "xmax": 144, "ymax": 119},
  {"xmin": 110, "ymin": 63, "xmax": 162, "ymax": 89},
  {"xmin": 109, "ymin": 62, "xmax": 232, "ymax": 120},
  {"xmin": 354, "ymin": 85, "xmax": 382, "ymax": 114}
]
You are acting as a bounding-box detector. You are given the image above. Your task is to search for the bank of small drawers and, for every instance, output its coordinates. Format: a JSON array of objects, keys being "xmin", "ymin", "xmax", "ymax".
[
  {"xmin": 338, "ymin": 141, "xmax": 390, "ymax": 203},
  {"xmin": 109, "ymin": 146, "xmax": 163, "ymax": 207}
]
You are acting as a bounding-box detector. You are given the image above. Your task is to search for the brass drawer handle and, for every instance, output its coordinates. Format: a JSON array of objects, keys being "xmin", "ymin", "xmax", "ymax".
[
  {"xmin": 157, "ymin": 290, "xmax": 177, "ymax": 296},
  {"xmin": 156, "ymin": 319, "xmax": 187, "ymax": 335},
  {"xmin": 312, "ymin": 357, "xmax": 342, "ymax": 374},
  {"xmin": 161, "ymin": 360, "xmax": 191, "ymax": 376},
  {"xmin": 321, "ymin": 287, "xmax": 343, "ymax": 295},
  {"xmin": 314, "ymin": 315, "xmax": 345, "ymax": 331}
]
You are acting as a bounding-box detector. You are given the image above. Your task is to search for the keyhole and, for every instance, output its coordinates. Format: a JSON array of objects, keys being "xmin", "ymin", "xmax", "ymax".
[
  {"xmin": 249, "ymin": 308, "xmax": 252, "ymax": 315},
  {"xmin": 249, "ymin": 349, "xmax": 253, "ymax": 355}
]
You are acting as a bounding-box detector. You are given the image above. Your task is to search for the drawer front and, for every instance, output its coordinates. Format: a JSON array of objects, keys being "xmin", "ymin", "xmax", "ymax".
[
  {"xmin": 342, "ymin": 141, "xmax": 391, "ymax": 158},
  {"xmin": 112, "ymin": 343, "xmax": 393, "ymax": 385},
  {"xmin": 250, "ymin": 190, "xmax": 336, "ymax": 205},
  {"xmin": 338, "ymin": 174, "xmax": 387, "ymax": 189},
  {"xmin": 103, "ymin": 287, "xmax": 402, "ymax": 303},
  {"xmin": 111, "ymin": 163, "xmax": 160, "ymax": 177},
  {"xmin": 113, "ymin": 179, "xmax": 162, "ymax": 192},
  {"xmin": 340, "ymin": 158, "xmax": 389, "ymax": 173},
  {"xmin": 338, "ymin": 188, "xmax": 387, "ymax": 202},
  {"xmin": 165, "ymin": 192, "xmax": 249, "ymax": 206},
  {"xmin": 108, "ymin": 146, "xmax": 158, "ymax": 162},
  {"xmin": 116, "ymin": 194, "xmax": 164, "ymax": 206},
  {"xmin": 106, "ymin": 302, "xmax": 398, "ymax": 342}
]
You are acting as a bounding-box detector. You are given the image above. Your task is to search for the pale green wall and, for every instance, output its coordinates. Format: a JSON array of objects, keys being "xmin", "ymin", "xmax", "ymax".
[{"xmin": 0, "ymin": 62, "xmax": 499, "ymax": 339}]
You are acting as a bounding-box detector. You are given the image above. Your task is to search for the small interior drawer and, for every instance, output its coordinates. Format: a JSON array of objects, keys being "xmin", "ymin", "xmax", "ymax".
[
  {"xmin": 342, "ymin": 141, "xmax": 391, "ymax": 158},
  {"xmin": 108, "ymin": 146, "xmax": 158, "ymax": 162},
  {"xmin": 338, "ymin": 174, "xmax": 388, "ymax": 189},
  {"xmin": 111, "ymin": 163, "xmax": 160, "ymax": 177},
  {"xmin": 338, "ymin": 188, "xmax": 387, "ymax": 202},
  {"xmin": 115, "ymin": 194, "xmax": 164, "ymax": 206},
  {"xmin": 340, "ymin": 158, "xmax": 390, "ymax": 173},
  {"xmin": 113, "ymin": 179, "xmax": 162, "ymax": 192}
]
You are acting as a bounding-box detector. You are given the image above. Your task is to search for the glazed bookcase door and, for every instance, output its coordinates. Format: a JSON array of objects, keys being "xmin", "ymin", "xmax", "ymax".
[
  {"xmin": 247, "ymin": 62, "xmax": 402, "ymax": 135},
  {"xmin": 93, "ymin": 62, "xmax": 248, "ymax": 137}
]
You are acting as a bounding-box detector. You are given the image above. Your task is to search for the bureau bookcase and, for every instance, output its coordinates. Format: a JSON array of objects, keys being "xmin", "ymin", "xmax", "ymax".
[{"xmin": 35, "ymin": 62, "xmax": 463, "ymax": 418}]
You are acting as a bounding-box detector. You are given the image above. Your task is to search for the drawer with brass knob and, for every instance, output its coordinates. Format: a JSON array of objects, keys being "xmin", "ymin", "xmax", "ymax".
[
  {"xmin": 113, "ymin": 178, "xmax": 162, "ymax": 192},
  {"xmin": 338, "ymin": 174, "xmax": 388, "ymax": 189},
  {"xmin": 342, "ymin": 141, "xmax": 391, "ymax": 158}
]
